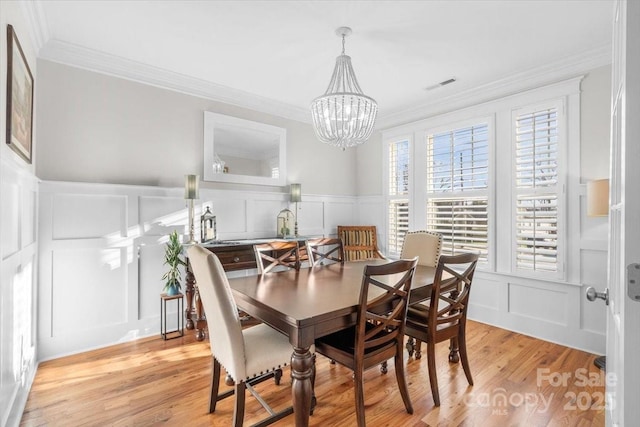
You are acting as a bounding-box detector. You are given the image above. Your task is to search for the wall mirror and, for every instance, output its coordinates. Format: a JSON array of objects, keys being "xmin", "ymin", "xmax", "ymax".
[{"xmin": 203, "ymin": 111, "xmax": 287, "ymax": 186}]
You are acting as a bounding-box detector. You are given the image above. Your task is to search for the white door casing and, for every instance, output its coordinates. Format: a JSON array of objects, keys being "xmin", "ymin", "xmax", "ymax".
[{"xmin": 605, "ymin": 1, "xmax": 640, "ymax": 425}]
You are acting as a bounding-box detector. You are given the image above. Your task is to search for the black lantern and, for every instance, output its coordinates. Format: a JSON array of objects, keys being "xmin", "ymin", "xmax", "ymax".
[{"xmin": 201, "ymin": 206, "xmax": 217, "ymax": 242}]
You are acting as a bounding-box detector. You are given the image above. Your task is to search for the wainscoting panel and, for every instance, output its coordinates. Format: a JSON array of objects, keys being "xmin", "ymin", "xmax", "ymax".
[
  {"xmin": 469, "ymin": 276, "xmax": 501, "ymax": 311},
  {"xmin": 323, "ymin": 200, "xmax": 357, "ymax": 236},
  {"xmin": 0, "ymin": 158, "xmax": 39, "ymax": 427},
  {"xmin": 251, "ymin": 199, "xmax": 284, "ymax": 234},
  {"xmin": 138, "ymin": 195, "xmax": 187, "ymax": 236},
  {"xmin": 298, "ymin": 200, "xmax": 324, "ymax": 236},
  {"xmin": 202, "ymin": 195, "xmax": 248, "ymax": 237},
  {"xmin": 580, "ymin": 249, "xmax": 607, "ymax": 334},
  {"xmin": 37, "ymin": 181, "xmax": 359, "ymax": 360},
  {"xmin": 51, "ymin": 248, "xmax": 127, "ymax": 335},
  {"xmin": 23, "ymin": 188, "xmax": 37, "ymax": 247},
  {"xmin": 1, "ymin": 181, "xmax": 20, "ymax": 259},
  {"xmin": 138, "ymin": 242, "xmax": 169, "ymax": 320},
  {"xmin": 508, "ymin": 282, "xmax": 569, "ymax": 326},
  {"xmin": 52, "ymin": 193, "xmax": 127, "ymax": 240}
]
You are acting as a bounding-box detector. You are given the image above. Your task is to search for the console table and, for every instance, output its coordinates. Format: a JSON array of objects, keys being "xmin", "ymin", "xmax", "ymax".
[{"xmin": 183, "ymin": 238, "xmax": 308, "ymax": 340}]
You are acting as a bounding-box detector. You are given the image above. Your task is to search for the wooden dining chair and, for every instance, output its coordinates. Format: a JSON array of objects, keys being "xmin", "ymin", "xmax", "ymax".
[
  {"xmin": 400, "ymin": 230, "xmax": 442, "ymax": 356},
  {"xmin": 337, "ymin": 225, "xmax": 385, "ymax": 262},
  {"xmin": 404, "ymin": 252, "xmax": 478, "ymax": 406},
  {"xmin": 186, "ymin": 245, "xmax": 294, "ymax": 427},
  {"xmin": 253, "ymin": 240, "xmax": 301, "ymax": 274},
  {"xmin": 314, "ymin": 258, "xmax": 418, "ymax": 427},
  {"xmin": 305, "ymin": 237, "xmax": 345, "ymax": 266}
]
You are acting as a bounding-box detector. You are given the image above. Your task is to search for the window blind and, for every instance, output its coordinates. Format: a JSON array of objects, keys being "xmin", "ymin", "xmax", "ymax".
[
  {"xmin": 387, "ymin": 140, "xmax": 410, "ymax": 256},
  {"xmin": 514, "ymin": 108, "xmax": 559, "ymax": 273},
  {"xmin": 426, "ymin": 123, "xmax": 489, "ymax": 262}
]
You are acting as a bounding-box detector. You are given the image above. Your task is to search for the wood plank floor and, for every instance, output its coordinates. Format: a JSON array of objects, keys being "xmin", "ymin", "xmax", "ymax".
[{"xmin": 21, "ymin": 320, "xmax": 605, "ymax": 426}]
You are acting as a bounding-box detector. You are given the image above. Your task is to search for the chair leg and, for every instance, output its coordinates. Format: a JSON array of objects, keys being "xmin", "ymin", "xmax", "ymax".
[
  {"xmin": 354, "ymin": 368, "xmax": 366, "ymax": 427},
  {"xmin": 274, "ymin": 368, "xmax": 282, "ymax": 385},
  {"xmin": 379, "ymin": 360, "xmax": 388, "ymax": 374},
  {"xmin": 427, "ymin": 341, "xmax": 440, "ymax": 406},
  {"xmin": 405, "ymin": 337, "xmax": 415, "ymax": 357},
  {"xmin": 232, "ymin": 382, "xmax": 246, "ymax": 427},
  {"xmin": 210, "ymin": 358, "xmax": 222, "ymax": 413},
  {"xmin": 415, "ymin": 340, "xmax": 423, "ymax": 359},
  {"xmin": 394, "ymin": 353, "xmax": 413, "ymax": 414},
  {"xmin": 459, "ymin": 327, "xmax": 474, "ymax": 386},
  {"xmin": 448, "ymin": 337, "xmax": 460, "ymax": 363}
]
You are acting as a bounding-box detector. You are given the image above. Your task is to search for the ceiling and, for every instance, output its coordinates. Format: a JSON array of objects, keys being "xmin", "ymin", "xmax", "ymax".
[{"xmin": 32, "ymin": 0, "xmax": 613, "ymax": 127}]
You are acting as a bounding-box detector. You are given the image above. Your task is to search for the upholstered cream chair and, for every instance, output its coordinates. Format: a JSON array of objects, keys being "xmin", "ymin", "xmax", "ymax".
[
  {"xmin": 401, "ymin": 230, "xmax": 443, "ymax": 358},
  {"xmin": 187, "ymin": 245, "xmax": 294, "ymax": 427},
  {"xmin": 400, "ymin": 230, "xmax": 442, "ymax": 268}
]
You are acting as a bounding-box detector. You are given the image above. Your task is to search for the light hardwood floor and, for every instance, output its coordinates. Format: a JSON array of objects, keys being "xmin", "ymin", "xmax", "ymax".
[{"xmin": 21, "ymin": 320, "xmax": 605, "ymax": 426}]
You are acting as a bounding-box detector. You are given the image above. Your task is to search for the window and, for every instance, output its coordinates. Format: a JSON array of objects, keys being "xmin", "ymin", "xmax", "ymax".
[
  {"xmin": 383, "ymin": 78, "xmax": 578, "ymax": 281},
  {"xmin": 425, "ymin": 123, "xmax": 489, "ymax": 262},
  {"xmin": 513, "ymin": 106, "xmax": 561, "ymax": 273},
  {"xmin": 387, "ymin": 140, "xmax": 409, "ymax": 256}
]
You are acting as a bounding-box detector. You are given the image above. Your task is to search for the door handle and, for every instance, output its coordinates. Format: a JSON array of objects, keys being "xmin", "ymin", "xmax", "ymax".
[{"xmin": 585, "ymin": 287, "xmax": 609, "ymax": 305}]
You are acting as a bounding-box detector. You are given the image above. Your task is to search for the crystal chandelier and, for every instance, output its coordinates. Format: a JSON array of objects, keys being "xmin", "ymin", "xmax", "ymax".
[{"xmin": 311, "ymin": 27, "xmax": 378, "ymax": 150}]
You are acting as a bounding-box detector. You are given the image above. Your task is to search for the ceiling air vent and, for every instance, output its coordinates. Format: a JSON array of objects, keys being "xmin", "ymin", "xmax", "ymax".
[{"xmin": 424, "ymin": 77, "xmax": 457, "ymax": 91}]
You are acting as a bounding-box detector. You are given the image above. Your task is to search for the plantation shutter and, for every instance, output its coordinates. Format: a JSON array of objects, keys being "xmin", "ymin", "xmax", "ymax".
[
  {"xmin": 426, "ymin": 123, "xmax": 489, "ymax": 262},
  {"xmin": 387, "ymin": 140, "xmax": 410, "ymax": 256},
  {"xmin": 514, "ymin": 107, "xmax": 560, "ymax": 272}
]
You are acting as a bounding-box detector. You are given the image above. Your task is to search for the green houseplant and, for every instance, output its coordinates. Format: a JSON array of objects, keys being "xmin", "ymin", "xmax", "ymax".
[{"xmin": 162, "ymin": 230, "xmax": 186, "ymax": 296}]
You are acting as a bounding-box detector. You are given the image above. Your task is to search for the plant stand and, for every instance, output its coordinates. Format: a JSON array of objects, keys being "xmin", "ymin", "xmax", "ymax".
[{"xmin": 160, "ymin": 293, "xmax": 184, "ymax": 340}]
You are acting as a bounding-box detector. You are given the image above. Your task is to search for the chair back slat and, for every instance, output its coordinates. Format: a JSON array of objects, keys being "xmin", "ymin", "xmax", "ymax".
[
  {"xmin": 428, "ymin": 253, "xmax": 478, "ymax": 339},
  {"xmin": 305, "ymin": 237, "xmax": 344, "ymax": 266},
  {"xmin": 356, "ymin": 258, "xmax": 418, "ymax": 355},
  {"xmin": 254, "ymin": 241, "xmax": 300, "ymax": 274}
]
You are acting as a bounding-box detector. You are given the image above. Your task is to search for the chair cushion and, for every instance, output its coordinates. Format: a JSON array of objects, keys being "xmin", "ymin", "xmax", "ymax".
[
  {"xmin": 241, "ymin": 323, "xmax": 295, "ymax": 382},
  {"xmin": 315, "ymin": 322, "xmax": 393, "ymax": 356}
]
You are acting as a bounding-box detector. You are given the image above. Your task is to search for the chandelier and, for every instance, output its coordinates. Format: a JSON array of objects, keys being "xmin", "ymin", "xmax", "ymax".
[{"xmin": 311, "ymin": 27, "xmax": 378, "ymax": 150}]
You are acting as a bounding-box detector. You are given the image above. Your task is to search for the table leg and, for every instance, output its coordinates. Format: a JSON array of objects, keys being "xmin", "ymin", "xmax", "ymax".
[
  {"xmin": 291, "ymin": 346, "xmax": 314, "ymax": 427},
  {"xmin": 194, "ymin": 287, "xmax": 206, "ymax": 341},
  {"xmin": 184, "ymin": 259, "xmax": 195, "ymax": 330}
]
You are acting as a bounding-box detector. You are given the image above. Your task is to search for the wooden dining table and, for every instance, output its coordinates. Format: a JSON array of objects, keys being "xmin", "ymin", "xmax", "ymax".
[{"xmin": 227, "ymin": 259, "xmax": 453, "ymax": 427}]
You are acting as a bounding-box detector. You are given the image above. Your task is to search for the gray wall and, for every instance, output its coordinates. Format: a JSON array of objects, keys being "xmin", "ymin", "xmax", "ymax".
[{"xmin": 36, "ymin": 60, "xmax": 359, "ymax": 196}]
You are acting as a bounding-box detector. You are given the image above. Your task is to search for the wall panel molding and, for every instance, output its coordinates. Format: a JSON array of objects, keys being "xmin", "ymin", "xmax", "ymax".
[{"xmin": 37, "ymin": 180, "xmax": 358, "ymax": 360}]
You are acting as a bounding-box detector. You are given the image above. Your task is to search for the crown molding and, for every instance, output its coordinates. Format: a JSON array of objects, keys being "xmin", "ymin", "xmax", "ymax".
[
  {"xmin": 38, "ymin": 39, "xmax": 312, "ymax": 124},
  {"xmin": 19, "ymin": 0, "xmax": 49, "ymax": 53},
  {"xmin": 33, "ymin": 9, "xmax": 610, "ymax": 132},
  {"xmin": 377, "ymin": 43, "xmax": 612, "ymax": 130}
]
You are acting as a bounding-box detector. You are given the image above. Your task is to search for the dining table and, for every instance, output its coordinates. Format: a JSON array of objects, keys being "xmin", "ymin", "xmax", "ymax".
[{"xmin": 227, "ymin": 259, "xmax": 455, "ymax": 427}]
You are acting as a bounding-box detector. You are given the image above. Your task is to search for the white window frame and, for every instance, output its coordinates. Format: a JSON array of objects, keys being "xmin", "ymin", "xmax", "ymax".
[
  {"xmin": 511, "ymin": 99, "xmax": 567, "ymax": 280},
  {"xmin": 382, "ymin": 77, "xmax": 581, "ymax": 283},
  {"xmin": 383, "ymin": 134, "xmax": 413, "ymax": 258},
  {"xmin": 420, "ymin": 116, "xmax": 495, "ymax": 268}
]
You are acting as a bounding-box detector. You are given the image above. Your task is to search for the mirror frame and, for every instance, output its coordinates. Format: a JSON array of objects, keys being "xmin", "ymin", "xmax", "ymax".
[{"xmin": 203, "ymin": 111, "xmax": 287, "ymax": 186}]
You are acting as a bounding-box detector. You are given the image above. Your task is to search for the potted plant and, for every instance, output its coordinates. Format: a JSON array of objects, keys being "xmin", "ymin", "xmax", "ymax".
[{"xmin": 162, "ymin": 230, "xmax": 186, "ymax": 296}]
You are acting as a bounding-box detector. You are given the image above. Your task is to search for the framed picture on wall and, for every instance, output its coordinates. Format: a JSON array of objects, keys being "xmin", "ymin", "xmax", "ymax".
[{"xmin": 6, "ymin": 24, "xmax": 34, "ymax": 164}]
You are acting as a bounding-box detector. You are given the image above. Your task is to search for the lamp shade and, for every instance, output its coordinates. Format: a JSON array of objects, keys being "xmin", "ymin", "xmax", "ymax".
[
  {"xmin": 184, "ymin": 174, "xmax": 199, "ymax": 199},
  {"xmin": 290, "ymin": 183, "xmax": 302, "ymax": 203},
  {"xmin": 587, "ymin": 178, "xmax": 609, "ymax": 217}
]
